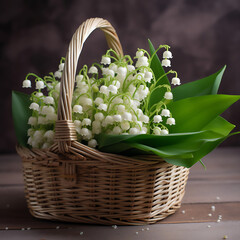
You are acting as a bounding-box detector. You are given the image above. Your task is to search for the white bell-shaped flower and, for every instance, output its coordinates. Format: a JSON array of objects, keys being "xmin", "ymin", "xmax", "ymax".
[
  {"xmin": 162, "ymin": 59, "xmax": 171, "ymax": 67},
  {"xmin": 92, "ymin": 120, "xmax": 102, "ymax": 134},
  {"xmin": 73, "ymin": 105, "xmax": 83, "ymax": 113},
  {"xmin": 112, "ymin": 80, "xmax": 121, "ymax": 89},
  {"xmin": 76, "ymin": 81, "xmax": 87, "ymax": 89},
  {"xmin": 88, "ymin": 139, "xmax": 98, "ymax": 148},
  {"xmin": 35, "ymin": 92, "xmax": 43, "ymax": 98},
  {"xmin": 105, "ymin": 116, "xmax": 114, "ymax": 125},
  {"xmin": 98, "ymin": 103, "xmax": 108, "ymax": 111},
  {"xmin": 94, "ymin": 97, "xmax": 104, "ymax": 106},
  {"xmin": 42, "ymin": 142, "xmax": 52, "ymax": 149},
  {"xmin": 136, "ymin": 50, "xmax": 144, "ymax": 58},
  {"xmin": 43, "ymin": 96, "xmax": 54, "ymax": 105},
  {"xmin": 140, "ymin": 115, "xmax": 149, "ymax": 123},
  {"xmin": 163, "ymin": 50, "xmax": 173, "ymax": 59},
  {"xmin": 117, "ymin": 105, "xmax": 125, "ymax": 113},
  {"xmin": 28, "ymin": 116, "xmax": 37, "ymax": 126},
  {"xmin": 81, "ymin": 128, "xmax": 91, "ymax": 137},
  {"xmin": 122, "ymin": 112, "xmax": 132, "ymax": 121},
  {"xmin": 54, "ymin": 71, "xmax": 62, "ymax": 79},
  {"xmin": 99, "ymin": 85, "xmax": 109, "ymax": 95},
  {"xmin": 82, "ymin": 118, "xmax": 91, "ymax": 126},
  {"xmin": 112, "ymin": 97, "xmax": 123, "ymax": 104},
  {"xmin": 33, "ymin": 130, "xmax": 44, "ymax": 143},
  {"xmin": 171, "ymin": 77, "xmax": 181, "ymax": 85},
  {"xmin": 22, "ymin": 79, "xmax": 31, "ymax": 88},
  {"xmin": 101, "ymin": 56, "xmax": 111, "ymax": 65},
  {"xmin": 113, "ymin": 114, "xmax": 122, "ymax": 122},
  {"xmin": 76, "ymin": 74, "xmax": 84, "ymax": 82},
  {"xmin": 117, "ymin": 67, "xmax": 127, "ymax": 77},
  {"xmin": 160, "ymin": 129, "xmax": 169, "ymax": 135},
  {"xmin": 38, "ymin": 116, "xmax": 47, "ymax": 125},
  {"xmin": 44, "ymin": 130, "xmax": 55, "ymax": 142},
  {"xmin": 166, "ymin": 117, "xmax": 175, "ymax": 125},
  {"xmin": 27, "ymin": 128, "xmax": 34, "ymax": 136},
  {"xmin": 112, "ymin": 126, "xmax": 122, "ymax": 135},
  {"xmin": 129, "ymin": 127, "xmax": 139, "ymax": 135},
  {"xmin": 141, "ymin": 127, "xmax": 148, "ymax": 134},
  {"xmin": 161, "ymin": 109, "xmax": 170, "ymax": 117},
  {"xmin": 107, "ymin": 69, "xmax": 115, "ymax": 77},
  {"xmin": 121, "ymin": 121, "xmax": 130, "ymax": 131},
  {"xmin": 136, "ymin": 56, "xmax": 149, "ymax": 67},
  {"xmin": 108, "ymin": 85, "xmax": 118, "ymax": 94},
  {"xmin": 74, "ymin": 120, "xmax": 81, "ymax": 128},
  {"xmin": 29, "ymin": 102, "xmax": 40, "ymax": 111},
  {"xmin": 55, "ymin": 82, "xmax": 61, "ymax": 92},
  {"xmin": 46, "ymin": 113, "xmax": 57, "ymax": 121},
  {"xmin": 36, "ymin": 81, "xmax": 45, "ymax": 90},
  {"xmin": 164, "ymin": 91, "xmax": 173, "ymax": 100},
  {"xmin": 88, "ymin": 66, "xmax": 98, "ymax": 74},
  {"xmin": 58, "ymin": 63, "xmax": 65, "ymax": 71},
  {"xmin": 41, "ymin": 106, "xmax": 55, "ymax": 115},
  {"xmin": 144, "ymin": 71, "xmax": 153, "ymax": 83},
  {"xmin": 127, "ymin": 65, "xmax": 135, "ymax": 72},
  {"xmin": 153, "ymin": 115, "xmax": 163, "ymax": 123},
  {"xmin": 153, "ymin": 127, "xmax": 161, "ymax": 135},
  {"xmin": 109, "ymin": 63, "xmax": 118, "ymax": 72},
  {"xmin": 94, "ymin": 112, "xmax": 104, "ymax": 121}
]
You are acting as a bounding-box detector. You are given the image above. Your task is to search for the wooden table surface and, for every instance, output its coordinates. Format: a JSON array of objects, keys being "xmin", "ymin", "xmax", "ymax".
[{"xmin": 0, "ymin": 147, "xmax": 240, "ymax": 240}]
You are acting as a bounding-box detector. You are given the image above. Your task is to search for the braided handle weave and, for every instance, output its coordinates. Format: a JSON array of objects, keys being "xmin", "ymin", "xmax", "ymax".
[{"xmin": 55, "ymin": 18, "xmax": 123, "ymax": 153}]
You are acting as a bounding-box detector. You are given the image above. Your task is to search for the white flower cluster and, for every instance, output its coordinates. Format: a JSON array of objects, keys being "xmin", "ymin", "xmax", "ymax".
[
  {"xmin": 24, "ymin": 46, "xmax": 181, "ymax": 149},
  {"xmin": 23, "ymin": 59, "xmax": 64, "ymax": 149}
]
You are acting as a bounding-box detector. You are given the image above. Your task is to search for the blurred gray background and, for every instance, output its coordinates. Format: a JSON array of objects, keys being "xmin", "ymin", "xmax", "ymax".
[{"xmin": 1, "ymin": 0, "xmax": 240, "ymax": 153}]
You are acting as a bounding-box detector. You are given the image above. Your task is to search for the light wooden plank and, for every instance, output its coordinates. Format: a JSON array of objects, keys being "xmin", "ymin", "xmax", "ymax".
[
  {"xmin": 1, "ymin": 221, "xmax": 240, "ymax": 240},
  {"xmin": 0, "ymin": 185, "xmax": 239, "ymax": 228}
]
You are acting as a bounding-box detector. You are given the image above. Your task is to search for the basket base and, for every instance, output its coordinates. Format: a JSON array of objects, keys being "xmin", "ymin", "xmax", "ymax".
[{"xmin": 18, "ymin": 146, "xmax": 189, "ymax": 225}]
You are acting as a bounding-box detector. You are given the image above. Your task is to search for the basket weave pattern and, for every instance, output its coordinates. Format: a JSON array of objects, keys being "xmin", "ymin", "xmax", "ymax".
[{"xmin": 17, "ymin": 18, "xmax": 189, "ymax": 225}]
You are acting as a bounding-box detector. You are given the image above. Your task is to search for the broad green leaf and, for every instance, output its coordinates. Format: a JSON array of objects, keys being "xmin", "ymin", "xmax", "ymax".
[
  {"xmin": 172, "ymin": 66, "xmax": 226, "ymax": 101},
  {"xmin": 12, "ymin": 91, "xmax": 31, "ymax": 147},
  {"xmin": 168, "ymin": 94, "xmax": 240, "ymax": 133},
  {"xmin": 203, "ymin": 116, "xmax": 235, "ymax": 136},
  {"xmin": 148, "ymin": 39, "xmax": 170, "ymax": 110},
  {"xmin": 98, "ymin": 131, "xmax": 204, "ymax": 149}
]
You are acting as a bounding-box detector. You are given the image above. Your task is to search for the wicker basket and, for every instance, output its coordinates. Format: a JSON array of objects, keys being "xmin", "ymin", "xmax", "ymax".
[{"xmin": 16, "ymin": 18, "xmax": 189, "ymax": 225}]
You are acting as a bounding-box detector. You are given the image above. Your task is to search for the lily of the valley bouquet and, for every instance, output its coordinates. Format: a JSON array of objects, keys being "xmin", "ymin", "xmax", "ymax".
[{"xmin": 12, "ymin": 40, "xmax": 240, "ymax": 168}]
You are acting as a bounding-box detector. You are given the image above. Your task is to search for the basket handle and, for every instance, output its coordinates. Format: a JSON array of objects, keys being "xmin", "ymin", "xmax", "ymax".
[{"xmin": 54, "ymin": 18, "xmax": 123, "ymax": 153}]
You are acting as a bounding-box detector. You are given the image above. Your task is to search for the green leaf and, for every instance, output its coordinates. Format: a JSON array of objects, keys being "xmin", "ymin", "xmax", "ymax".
[
  {"xmin": 98, "ymin": 131, "xmax": 204, "ymax": 150},
  {"xmin": 172, "ymin": 66, "xmax": 226, "ymax": 101},
  {"xmin": 12, "ymin": 91, "xmax": 31, "ymax": 147},
  {"xmin": 148, "ymin": 39, "xmax": 170, "ymax": 110},
  {"xmin": 168, "ymin": 94, "xmax": 240, "ymax": 133},
  {"xmin": 203, "ymin": 116, "xmax": 235, "ymax": 136}
]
